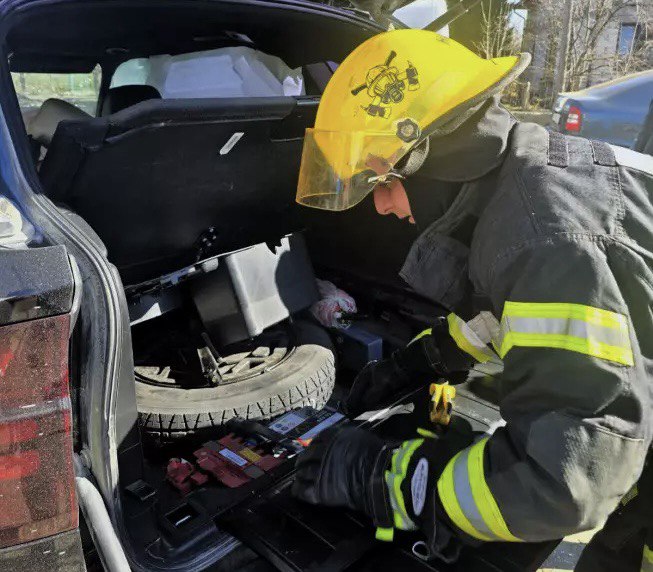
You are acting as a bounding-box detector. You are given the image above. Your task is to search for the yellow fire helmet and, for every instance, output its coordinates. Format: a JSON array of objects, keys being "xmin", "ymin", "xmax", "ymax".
[{"xmin": 296, "ymin": 29, "xmax": 530, "ymax": 211}]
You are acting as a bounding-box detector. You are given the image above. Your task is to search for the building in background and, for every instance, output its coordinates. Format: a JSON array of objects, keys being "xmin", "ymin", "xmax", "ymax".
[{"xmin": 521, "ymin": 0, "xmax": 652, "ymax": 105}]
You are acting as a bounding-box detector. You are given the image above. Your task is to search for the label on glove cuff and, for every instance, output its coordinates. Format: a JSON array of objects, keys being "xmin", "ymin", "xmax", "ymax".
[{"xmin": 411, "ymin": 458, "xmax": 429, "ymax": 516}]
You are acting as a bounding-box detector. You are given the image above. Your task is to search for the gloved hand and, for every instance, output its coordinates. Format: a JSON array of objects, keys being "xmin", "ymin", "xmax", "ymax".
[
  {"xmin": 292, "ymin": 426, "xmax": 394, "ymax": 526},
  {"xmin": 345, "ymin": 329, "xmax": 473, "ymax": 417},
  {"xmin": 395, "ymin": 418, "xmax": 477, "ymax": 562}
]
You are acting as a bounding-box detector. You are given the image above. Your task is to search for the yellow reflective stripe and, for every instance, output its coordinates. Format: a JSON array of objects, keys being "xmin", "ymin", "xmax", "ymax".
[
  {"xmin": 385, "ymin": 439, "xmax": 423, "ymax": 532},
  {"xmin": 409, "ymin": 328, "xmax": 432, "ymax": 345},
  {"xmin": 467, "ymin": 439, "xmax": 521, "ymax": 542},
  {"xmin": 642, "ymin": 545, "xmax": 653, "ymax": 572},
  {"xmin": 437, "ymin": 440, "xmax": 521, "ymax": 543},
  {"xmin": 417, "ymin": 427, "xmax": 438, "ymax": 439},
  {"xmin": 437, "ymin": 450, "xmax": 493, "ymax": 541},
  {"xmin": 497, "ymin": 331, "xmax": 633, "ymax": 366},
  {"xmin": 447, "ymin": 314, "xmax": 499, "ymax": 364},
  {"xmin": 644, "ymin": 545, "xmax": 653, "ymax": 563},
  {"xmin": 375, "ymin": 527, "xmax": 394, "ymax": 542},
  {"xmin": 386, "ymin": 473, "xmax": 414, "ymax": 530},
  {"xmin": 497, "ymin": 302, "xmax": 633, "ymax": 366},
  {"xmin": 503, "ymin": 301, "xmax": 627, "ymax": 329}
]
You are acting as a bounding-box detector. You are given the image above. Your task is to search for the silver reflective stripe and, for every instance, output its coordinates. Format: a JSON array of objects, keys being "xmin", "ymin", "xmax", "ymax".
[
  {"xmin": 448, "ymin": 314, "xmax": 502, "ymax": 364},
  {"xmin": 612, "ymin": 144, "xmax": 653, "ymax": 175},
  {"xmin": 393, "ymin": 441, "xmax": 413, "ymax": 472},
  {"xmin": 451, "ymin": 447, "xmax": 497, "ymax": 540},
  {"xmin": 500, "ymin": 316, "xmax": 630, "ymax": 349},
  {"xmin": 386, "ymin": 473, "xmax": 415, "ymax": 530},
  {"xmin": 467, "ymin": 311, "xmax": 502, "ymax": 345},
  {"xmin": 385, "ymin": 441, "xmax": 420, "ymax": 532}
]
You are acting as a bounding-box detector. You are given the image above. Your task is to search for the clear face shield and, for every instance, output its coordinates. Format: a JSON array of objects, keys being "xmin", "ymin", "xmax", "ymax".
[{"xmin": 296, "ymin": 128, "xmax": 418, "ymax": 211}]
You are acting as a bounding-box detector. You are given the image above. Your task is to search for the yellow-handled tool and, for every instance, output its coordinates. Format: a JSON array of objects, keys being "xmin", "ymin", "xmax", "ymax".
[{"xmin": 429, "ymin": 382, "xmax": 456, "ymax": 427}]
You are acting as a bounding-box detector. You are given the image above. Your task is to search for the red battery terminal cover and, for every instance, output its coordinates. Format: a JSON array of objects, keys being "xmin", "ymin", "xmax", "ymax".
[
  {"xmin": 194, "ymin": 433, "xmax": 284, "ymax": 488},
  {"xmin": 166, "ymin": 458, "xmax": 209, "ymax": 495}
]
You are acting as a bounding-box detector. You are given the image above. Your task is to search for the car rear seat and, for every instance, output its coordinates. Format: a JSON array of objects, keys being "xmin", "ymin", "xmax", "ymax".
[
  {"xmin": 100, "ymin": 85, "xmax": 161, "ymax": 116},
  {"xmin": 27, "ymin": 98, "xmax": 91, "ymax": 148},
  {"xmin": 39, "ymin": 96, "xmax": 319, "ymax": 284}
]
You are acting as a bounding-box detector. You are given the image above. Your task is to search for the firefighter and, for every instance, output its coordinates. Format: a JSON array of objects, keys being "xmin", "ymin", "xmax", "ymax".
[{"xmin": 292, "ymin": 29, "xmax": 653, "ymax": 569}]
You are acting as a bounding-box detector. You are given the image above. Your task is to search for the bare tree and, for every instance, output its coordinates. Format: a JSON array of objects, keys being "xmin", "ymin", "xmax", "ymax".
[
  {"xmin": 475, "ymin": 0, "xmax": 522, "ymax": 58},
  {"xmin": 524, "ymin": 0, "xmax": 651, "ymax": 104},
  {"xmin": 565, "ymin": 0, "xmax": 640, "ymax": 89},
  {"xmin": 613, "ymin": 1, "xmax": 653, "ymax": 74}
]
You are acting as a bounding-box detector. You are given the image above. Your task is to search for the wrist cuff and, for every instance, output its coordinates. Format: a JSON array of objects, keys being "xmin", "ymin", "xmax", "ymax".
[{"xmin": 367, "ymin": 445, "xmax": 395, "ymax": 530}]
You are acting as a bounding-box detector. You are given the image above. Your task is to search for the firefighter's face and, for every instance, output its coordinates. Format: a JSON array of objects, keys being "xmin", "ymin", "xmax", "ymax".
[
  {"xmin": 373, "ymin": 179, "xmax": 414, "ymax": 224},
  {"xmin": 365, "ymin": 155, "xmax": 414, "ymax": 224}
]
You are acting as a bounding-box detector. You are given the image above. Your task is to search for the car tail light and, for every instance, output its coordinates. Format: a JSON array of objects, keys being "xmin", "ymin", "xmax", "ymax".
[
  {"xmin": 0, "ymin": 314, "xmax": 77, "ymax": 548},
  {"xmin": 565, "ymin": 105, "xmax": 582, "ymax": 132}
]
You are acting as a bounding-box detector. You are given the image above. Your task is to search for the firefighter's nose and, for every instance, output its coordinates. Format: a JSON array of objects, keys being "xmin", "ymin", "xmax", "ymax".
[{"xmin": 373, "ymin": 184, "xmax": 394, "ymax": 216}]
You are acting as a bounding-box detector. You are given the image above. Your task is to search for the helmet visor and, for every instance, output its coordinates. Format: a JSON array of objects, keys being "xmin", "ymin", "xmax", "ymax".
[{"xmin": 296, "ymin": 128, "xmax": 417, "ymax": 211}]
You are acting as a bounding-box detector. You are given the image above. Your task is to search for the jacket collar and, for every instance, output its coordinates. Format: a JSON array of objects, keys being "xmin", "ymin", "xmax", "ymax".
[{"xmin": 417, "ymin": 96, "xmax": 515, "ymax": 183}]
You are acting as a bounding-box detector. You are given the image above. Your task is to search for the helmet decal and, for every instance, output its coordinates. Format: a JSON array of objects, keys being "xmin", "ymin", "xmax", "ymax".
[{"xmin": 350, "ymin": 51, "xmax": 420, "ymax": 118}]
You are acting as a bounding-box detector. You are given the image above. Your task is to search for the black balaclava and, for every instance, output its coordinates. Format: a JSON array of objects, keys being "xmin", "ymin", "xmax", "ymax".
[{"xmin": 402, "ymin": 95, "xmax": 515, "ymax": 230}]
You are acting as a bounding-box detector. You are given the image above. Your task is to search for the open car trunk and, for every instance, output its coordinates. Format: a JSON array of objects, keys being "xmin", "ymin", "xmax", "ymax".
[{"xmin": 0, "ymin": 1, "xmax": 560, "ymax": 570}]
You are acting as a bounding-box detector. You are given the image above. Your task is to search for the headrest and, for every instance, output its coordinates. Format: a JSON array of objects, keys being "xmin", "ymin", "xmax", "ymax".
[
  {"xmin": 27, "ymin": 98, "xmax": 91, "ymax": 147},
  {"xmin": 101, "ymin": 85, "xmax": 162, "ymax": 116}
]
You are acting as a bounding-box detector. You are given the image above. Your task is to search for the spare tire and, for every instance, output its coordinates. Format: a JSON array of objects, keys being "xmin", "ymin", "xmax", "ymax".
[{"xmin": 136, "ymin": 320, "xmax": 335, "ymax": 439}]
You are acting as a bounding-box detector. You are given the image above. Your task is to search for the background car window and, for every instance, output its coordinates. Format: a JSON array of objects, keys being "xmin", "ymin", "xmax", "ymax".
[
  {"xmin": 11, "ymin": 65, "xmax": 101, "ymax": 116},
  {"xmin": 111, "ymin": 58, "xmax": 149, "ymax": 88}
]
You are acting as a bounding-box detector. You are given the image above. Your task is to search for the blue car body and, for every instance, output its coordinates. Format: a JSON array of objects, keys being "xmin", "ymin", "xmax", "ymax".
[{"xmin": 551, "ymin": 69, "xmax": 653, "ymax": 148}]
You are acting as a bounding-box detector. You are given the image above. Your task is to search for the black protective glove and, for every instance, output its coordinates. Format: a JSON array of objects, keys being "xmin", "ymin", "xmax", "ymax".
[
  {"xmin": 344, "ymin": 327, "xmax": 473, "ymax": 417},
  {"xmin": 292, "ymin": 420, "xmax": 478, "ymax": 564},
  {"xmin": 292, "ymin": 426, "xmax": 394, "ymax": 528}
]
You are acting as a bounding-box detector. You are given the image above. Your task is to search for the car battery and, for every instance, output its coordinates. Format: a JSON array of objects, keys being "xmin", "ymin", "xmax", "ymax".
[
  {"xmin": 187, "ymin": 407, "xmax": 345, "ymax": 490},
  {"xmin": 194, "ymin": 435, "xmax": 283, "ymax": 488}
]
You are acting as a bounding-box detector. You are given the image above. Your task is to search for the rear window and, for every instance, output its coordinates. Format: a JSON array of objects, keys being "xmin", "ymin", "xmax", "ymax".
[{"xmin": 11, "ymin": 66, "xmax": 101, "ymax": 116}]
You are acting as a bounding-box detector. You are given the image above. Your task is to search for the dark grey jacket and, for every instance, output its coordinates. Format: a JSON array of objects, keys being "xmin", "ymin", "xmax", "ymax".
[{"xmin": 401, "ymin": 101, "xmax": 653, "ymax": 541}]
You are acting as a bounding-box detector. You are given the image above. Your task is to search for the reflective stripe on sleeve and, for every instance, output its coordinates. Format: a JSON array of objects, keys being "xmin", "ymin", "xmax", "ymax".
[
  {"xmin": 437, "ymin": 438, "xmax": 521, "ymax": 542},
  {"xmin": 495, "ymin": 302, "xmax": 633, "ymax": 366},
  {"xmin": 447, "ymin": 314, "xmax": 501, "ymax": 364},
  {"xmin": 642, "ymin": 545, "xmax": 653, "ymax": 572}
]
